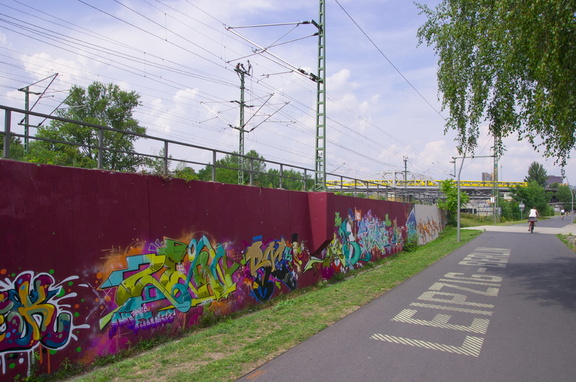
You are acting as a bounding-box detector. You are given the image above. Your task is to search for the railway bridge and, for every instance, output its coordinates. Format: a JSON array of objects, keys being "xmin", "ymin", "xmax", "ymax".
[{"xmin": 326, "ymin": 179, "xmax": 528, "ymax": 207}]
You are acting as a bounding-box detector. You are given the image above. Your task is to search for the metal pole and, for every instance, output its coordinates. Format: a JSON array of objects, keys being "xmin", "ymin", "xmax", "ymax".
[
  {"xmin": 457, "ymin": 158, "xmax": 463, "ymax": 242},
  {"xmin": 249, "ymin": 157, "xmax": 254, "ymax": 186},
  {"xmin": 97, "ymin": 128, "xmax": 104, "ymax": 169},
  {"xmin": 452, "ymin": 154, "xmax": 493, "ymax": 241},
  {"xmin": 234, "ymin": 63, "xmax": 250, "ymax": 185},
  {"xmin": 314, "ymin": 0, "xmax": 327, "ymax": 191},
  {"xmin": 569, "ymin": 179, "xmax": 574, "ymax": 220},
  {"xmin": 404, "ymin": 156, "xmax": 408, "ymax": 203},
  {"xmin": 493, "ymin": 137, "xmax": 499, "ymax": 223},
  {"xmin": 3, "ymin": 109, "xmax": 11, "ymax": 158},
  {"xmin": 163, "ymin": 141, "xmax": 169, "ymax": 176},
  {"xmin": 211, "ymin": 151, "xmax": 216, "ymax": 182},
  {"xmin": 23, "ymin": 86, "xmax": 30, "ymax": 153},
  {"xmin": 570, "ymin": 189, "xmax": 574, "ymax": 221}
]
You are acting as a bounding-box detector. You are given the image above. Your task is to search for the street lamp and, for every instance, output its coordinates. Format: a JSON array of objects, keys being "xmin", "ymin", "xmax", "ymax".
[{"xmin": 452, "ymin": 154, "xmax": 495, "ymax": 242}]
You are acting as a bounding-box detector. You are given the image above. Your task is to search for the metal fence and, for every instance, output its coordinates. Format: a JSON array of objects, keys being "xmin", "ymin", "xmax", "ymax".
[{"xmin": 2, "ymin": 104, "xmax": 390, "ymax": 197}]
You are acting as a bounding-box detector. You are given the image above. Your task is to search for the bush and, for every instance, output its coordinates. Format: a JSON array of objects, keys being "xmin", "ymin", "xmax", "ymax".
[{"xmin": 402, "ymin": 234, "xmax": 419, "ymax": 252}]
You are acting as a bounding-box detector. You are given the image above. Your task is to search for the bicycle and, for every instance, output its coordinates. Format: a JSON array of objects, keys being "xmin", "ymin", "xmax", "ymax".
[{"xmin": 528, "ymin": 217, "xmax": 537, "ymax": 233}]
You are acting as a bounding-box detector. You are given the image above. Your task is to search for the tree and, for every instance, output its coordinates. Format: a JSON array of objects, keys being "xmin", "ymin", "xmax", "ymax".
[
  {"xmin": 0, "ymin": 135, "xmax": 25, "ymax": 160},
  {"xmin": 417, "ymin": 1, "xmax": 576, "ymax": 164},
  {"xmin": 198, "ymin": 150, "xmax": 267, "ymax": 185},
  {"xmin": 524, "ymin": 161, "xmax": 548, "ymax": 188},
  {"xmin": 265, "ymin": 168, "xmax": 313, "ymax": 191},
  {"xmin": 555, "ymin": 185, "xmax": 574, "ymax": 211},
  {"xmin": 498, "ymin": 197, "xmax": 522, "ymax": 221},
  {"xmin": 28, "ymin": 82, "xmax": 146, "ymax": 171},
  {"xmin": 173, "ymin": 163, "xmax": 198, "ymax": 181},
  {"xmin": 437, "ymin": 179, "xmax": 470, "ymax": 226},
  {"xmin": 511, "ymin": 181, "xmax": 552, "ymax": 217}
]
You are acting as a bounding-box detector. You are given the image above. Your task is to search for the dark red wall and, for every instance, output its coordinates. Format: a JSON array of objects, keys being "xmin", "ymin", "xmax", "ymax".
[{"xmin": 0, "ymin": 160, "xmax": 443, "ymax": 379}]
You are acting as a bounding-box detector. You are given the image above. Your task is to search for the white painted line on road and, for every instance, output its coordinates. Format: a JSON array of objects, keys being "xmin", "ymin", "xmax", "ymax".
[
  {"xmin": 409, "ymin": 302, "xmax": 493, "ymax": 316},
  {"xmin": 392, "ymin": 309, "xmax": 489, "ymax": 334},
  {"xmin": 370, "ymin": 248, "xmax": 511, "ymax": 358},
  {"xmin": 371, "ymin": 333, "xmax": 484, "ymax": 357}
]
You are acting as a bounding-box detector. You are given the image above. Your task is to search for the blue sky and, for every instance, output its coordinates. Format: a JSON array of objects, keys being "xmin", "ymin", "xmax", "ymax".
[{"xmin": 1, "ymin": 0, "xmax": 572, "ymax": 183}]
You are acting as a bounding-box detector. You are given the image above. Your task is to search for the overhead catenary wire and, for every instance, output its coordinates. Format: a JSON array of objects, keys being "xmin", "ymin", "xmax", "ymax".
[
  {"xmin": 333, "ymin": 0, "xmax": 445, "ymax": 121},
  {"xmin": 0, "ymin": 1, "xmax": 454, "ymax": 179}
]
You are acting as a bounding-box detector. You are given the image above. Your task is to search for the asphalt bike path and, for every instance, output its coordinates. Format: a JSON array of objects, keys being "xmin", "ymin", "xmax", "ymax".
[{"xmin": 237, "ymin": 217, "xmax": 576, "ymax": 382}]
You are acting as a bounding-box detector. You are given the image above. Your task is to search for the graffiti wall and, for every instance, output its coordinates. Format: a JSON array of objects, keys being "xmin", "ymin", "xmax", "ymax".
[{"xmin": 0, "ymin": 160, "xmax": 445, "ymax": 379}]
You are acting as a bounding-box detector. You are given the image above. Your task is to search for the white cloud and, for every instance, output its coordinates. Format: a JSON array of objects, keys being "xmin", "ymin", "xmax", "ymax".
[{"xmin": 1, "ymin": 0, "xmax": 573, "ymax": 183}]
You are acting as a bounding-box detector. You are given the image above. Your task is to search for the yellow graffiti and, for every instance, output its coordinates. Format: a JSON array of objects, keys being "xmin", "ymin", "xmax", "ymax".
[
  {"xmin": 245, "ymin": 238, "xmax": 287, "ymax": 276},
  {"xmin": 16, "ymin": 278, "xmax": 57, "ymax": 343},
  {"xmin": 188, "ymin": 236, "xmax": 238, "ymax": 302},
  {"xmin": 99, "ymin": 236, "xmax": 240, "ymax": 331},
  {"xmin": 305, "ymin": 233, "xmax": 345, "ymax": 272}
]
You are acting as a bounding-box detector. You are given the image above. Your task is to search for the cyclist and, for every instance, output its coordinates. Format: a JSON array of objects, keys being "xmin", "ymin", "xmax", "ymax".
[
  {"xmin": 528, "ymin": 207, "xmax": 539, "ymax": 232},
  {"xmin": 561, "ymin": 209, "xmax": 565, "ymax": 219}
]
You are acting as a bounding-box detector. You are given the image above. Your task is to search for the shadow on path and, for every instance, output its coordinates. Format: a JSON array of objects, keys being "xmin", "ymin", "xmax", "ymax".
[{"xmin": 503, "ymin": 256, "xmax": 576, "ymax": 311}]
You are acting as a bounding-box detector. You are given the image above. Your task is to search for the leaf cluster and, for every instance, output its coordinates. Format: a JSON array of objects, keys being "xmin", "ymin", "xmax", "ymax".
[
  {"xmin": 418, "ymin": 0, "xmax": 576, "ymax": 163},
  {"xmin": 524, "ymin": 161, "xmax": 548, "ymax": 188},
  {"xmin": 27, "ymin": 82, "xmax": 147, "ymax": 172},
  {"xmin": 510, "ymin": 181, "xmax": 554, "ymax": 216},
  {"xmin": 437, "ymin": 179, "xmax": 470, "ymax": 225}
]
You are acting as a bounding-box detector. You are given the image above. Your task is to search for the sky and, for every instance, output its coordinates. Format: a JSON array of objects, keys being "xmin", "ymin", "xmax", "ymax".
[{"xmin": 1, "ymin": 0, "xmax": 574, "ymax": 183}]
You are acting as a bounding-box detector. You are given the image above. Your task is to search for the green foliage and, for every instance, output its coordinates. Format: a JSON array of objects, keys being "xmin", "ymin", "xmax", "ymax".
[
  {"xmin": 327, "ymin": 271, "xmax": 346, "ymax": 284},
  {"xmin": 511, "ymin": 181, "xmax": 553, "ymax": 216},
  {"xmin": 173, "ymin": 163, "xmax": 198, "ymax": 181},
  {"xmin": 265, "ymin": 168, "xmax": 311, "ymax": 191},
  {"xmin": 559, "ymin": 234, "xmax": 576, "ymax": 252},
  {"xmin": 402, "ymin": 233, "xmax": 419, "ymax": 252},
  {"xmin": 437, "ymin": 179, "xmax": 470, "ymax": 226},
  {"xmin": 27, "ymin": 81, "xmax": 146, "ymax": 172},
  {"xmin": 554, "ymin": 185, "xmax": 574, "ymax": 211},
  {"xmin": 524, "ymin": 161, "xmax": 548, "ymax": 188},
  {"xmin": 498, "ymin": 198, "xmax": 523, "ymax": 221},
  {"xmin": 0, "ymin": 135, "xmax": 25, "ymax": 160},
  {"xmin": 417, "ymin": 0, "xmax": 576, "ymax": 163},
  {"xmin": 197, "ymin": 150, "xmax": 316, "ymax": 190},
  {"xmin": 459, "ymin": 213, "xmax": 495, "ymax": 227},
  {"xmin": 197, "ymin": 150, "xmax": 267, "ymax": 185}
]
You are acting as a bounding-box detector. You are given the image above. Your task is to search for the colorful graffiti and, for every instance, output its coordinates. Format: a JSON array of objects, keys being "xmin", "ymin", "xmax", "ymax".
[
  {"xmin": 306, "ymin": 208, "xmax": 409, "ymax": 279},
  {"xmin": 413, "ymin": 205, "xmax": 445, "ymax": 245},
  {"xmin": 2, "ymin": 160, "xmax": 446, "ymax": 379},
  {"xmin": 99, "ymin": 236, "xmax": 240, "ymax": 337},
  {"xmin": 99, "ymin": 234, "xmax": 311, "ymax": 333},
  {"xmin": 244, "ymin": 236, "xmax": 302, "ymax": 301},
  {"xmin": 0, "ymin": 271, "xmax": 89, "ymax": 374},
  {"xmin": 417, "ymin": 217, "xmax": 442, "ymax": 244}
]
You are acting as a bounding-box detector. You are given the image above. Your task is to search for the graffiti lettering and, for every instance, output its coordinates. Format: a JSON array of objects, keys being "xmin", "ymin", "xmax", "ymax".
[
  {"xmin": 0, "ymin": 271, "xmax": 89, "ymax": 374},
  {"xmin": 245, "ymin": 237, "xmax": 287, "ymax": 276},
  {"xmin": 244, "ymin": 237, "xmax": 298, "ymax": 302},
  {"xmin": 306, "ymin": 209, "xmax": 403, "ymax": 278},
  {"xmin": 187, "ymin": 235, "xmax": 238, "ymax": 302},
  {"xmin": 100, "ymin": 236, "xmax": 240, "ymax": 336}
]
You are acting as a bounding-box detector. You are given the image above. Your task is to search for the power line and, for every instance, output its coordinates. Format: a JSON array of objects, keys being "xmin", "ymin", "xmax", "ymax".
[
  {"xmin": 333, "ymin": 0, "xmax": 445, "ymax": 121},
  {"xmin": 0, "ymin": 1, "xmax": 454, "ymax": 180}
]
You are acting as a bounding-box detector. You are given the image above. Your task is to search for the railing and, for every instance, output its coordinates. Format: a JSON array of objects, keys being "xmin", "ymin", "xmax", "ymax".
[
  {"xmin": 326, "ymin": 179, "xmax": 528, "ymax": 189},
  {"xmin": 3, "ymin": 105, "xmax": 526, "ymax": 195},
  {"xmin": 1, "ymin": 104, "xmax": 388, "ymax": 195}
]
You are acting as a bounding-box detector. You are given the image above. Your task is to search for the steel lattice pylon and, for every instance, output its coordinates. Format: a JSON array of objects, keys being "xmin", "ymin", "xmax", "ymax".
[{"xmin": 314, "ymin": 0, "xmax": 327, "ymax": 191}]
